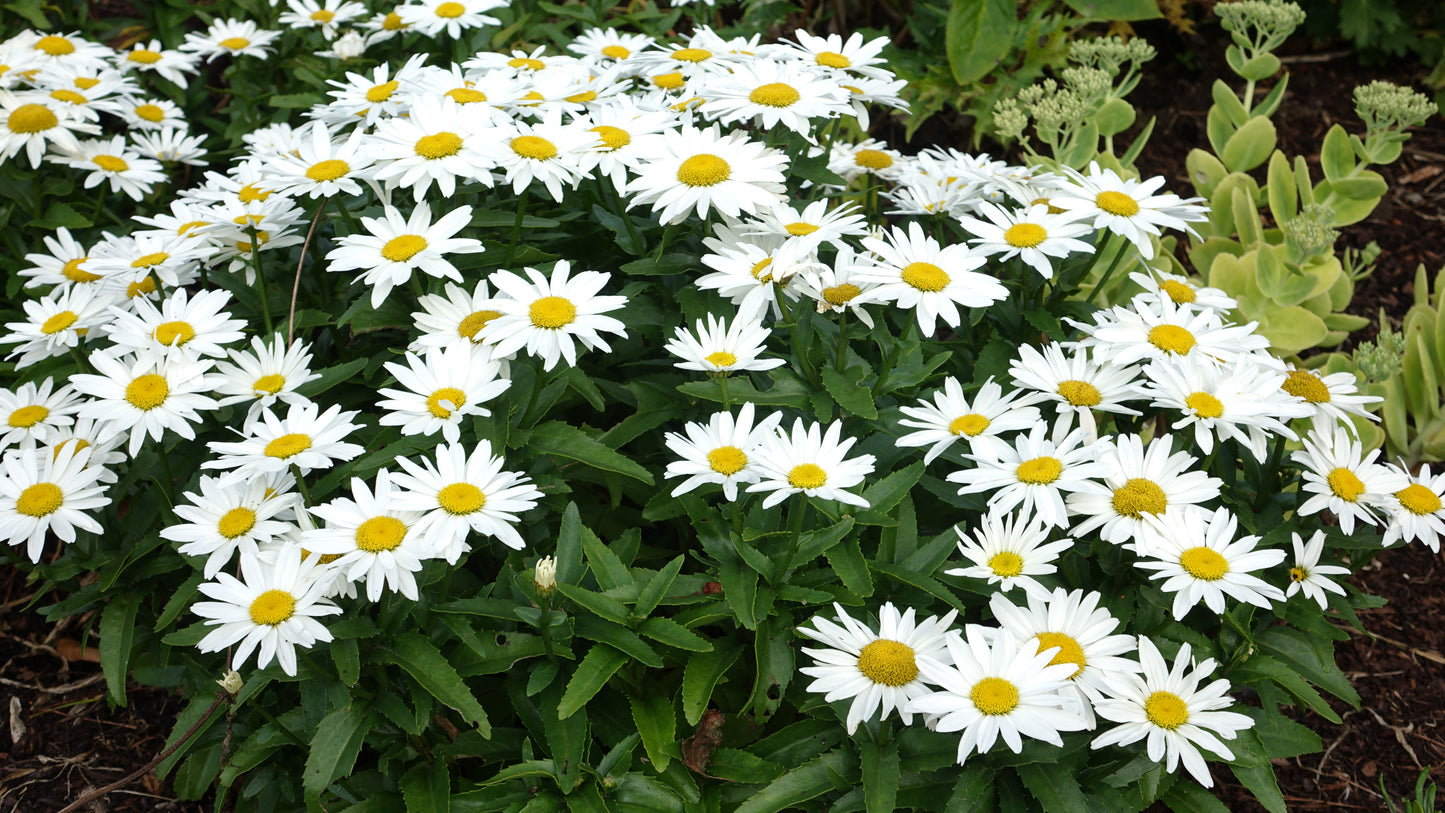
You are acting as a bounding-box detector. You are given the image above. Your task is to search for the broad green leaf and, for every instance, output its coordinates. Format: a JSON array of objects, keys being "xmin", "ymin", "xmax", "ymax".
[
  {"xmin": 1243, "ymin": 706, "xmax": 1322, "ymax": 760},
  {"xmin": 575, "ymin": 615, "xmax": 661, "ymax": 667},
  {"xmin": 792, "ymin": 518, "xmax": 856, "ymax": 567},
  {"xmin": 1320, "ymin": 124, "xmax": 1355, "ymax": 182},
  {"xmin": 303, "ymin": 707, "xmax": 371, "ymax": 812},
  {"xmin": 27, "ymin": 201, "xmax": 91, "ymax": 230},
  {"xmin": 1018, "ymin": 763, "xmax": 1089, "ymax": 812},
  {"xmin": 157, "ymin": 692, "xmax": 225, "ymax": 778},
  {"xmin": 943, "ymin": 762, "xmax": 995, "ymax": 813},
  {"xmin": 634, "ymin": 556, "xmax": 683, "ymax": 619},
  {"xmin": 734, "ymin": 749, "xmax": 856, "ymax": 813},
  {"xmin": 1228, "ymin": 730, "xmax": 1287, "ymax": 813},
  {"xmin": 862, "ymin": 739, "xmax": 900, "ymax": 813},
  {"xmin": 630, "ymin": 693, "xmax": 676, "ymax": 772},
  {"xmin": 333, "ymin": 637, "xmax": 360, "ymax": 687},
  {"xmin": 1256, "ymin": 626, "xmax": 1359, "ymax": 707},
  {"xmin": 859, "ymin": 462, "xmax": 924, "ymax": 519},
  {"xmin": 945, "ymin": 0, "xmax": 1014, "ymax": 85},
  {"xmin": 1221, "ymin": 115, "xmax": 1276, "ymax": 173},
  {"xmin": 1330, "ymin": 172, "xmax": 1388, "ymax": 200},
  {"xmin": 530, "ymin": 421, "xmax": 654, "ymax": 485},
  {"xmin": 682, "ymin": 642, "xmax": 741, "ymax": 725},
  {"xmin": 1062, "ymin": 0, "xmax": 1161, "ymax": 18},
  {"xmin": 1265, "ymin": 150, "xmax": 1296, "ymax": 225},
  {"xmin": 100, "ymin": 591, "xmax": 140, "ymax": 707},
  {"xmin": 581, "ymin": 524, "xmax": 632, "ymax": 591},
  {"xmin": 557, "ymin": 644, "xmax": 628, "ymax": 719},
  {"xmin": 540, "ymin": 679, "xmax": 588, "ymax": 792},
  {"xmin": 826, "ymin": 535, "xmax": 873, "ymax": 597},
  {"xmin": 1260, "ymin": 307, "xmax": 1327, "ymax": 356},
  {"xmin": 639, "ymin": 617, "xmax": 712, "ymax": 652},
  {"xmin": 820, "ymin": 367, "xmax": 878, "ymax": 419},
  {"xmin": 1161, "ymin": 779, "xmax": 1230, "ymax": 813},
  {"xmin": 384, "ymin": 632, "xmax": 491, "ymax": 733},
  {"xmin": 401, "ymin": 761, "xmax": 451, "ymax": 813},
  {"xmin": 1238, "ymin": 53, "xmax": 1281, "ymax": 81},
  {"xmin": 557, "ymin": 583, "xmax": 630, "ymax": 625},
  {"xmin": 872, "ymin": 562, "xmax": 966, "ymax": 612},
  {"xmin": 707, "ymin": 748, "xmax": 785, "ymax": 784},
  {"xmin": 1210, "ymin": 79, "xmax": 1249, "ymax": 128}
]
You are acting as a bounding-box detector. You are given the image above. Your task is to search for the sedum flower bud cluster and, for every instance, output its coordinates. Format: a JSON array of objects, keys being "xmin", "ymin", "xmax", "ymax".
[
  {"xmin": 1283, "ymin": 203, "xmax": 1339, "ymax": 261},
  {"xmin": 1353, "ymin": 324, "xmax": 1407, "ymax": 383},
  {"xmin": 1354, "ymin": 81, "xmax": 1438, "ymax": 135},
  {"xmin": 1216, "ymin": 0, "xmax": 1307, "ymax": 56}
]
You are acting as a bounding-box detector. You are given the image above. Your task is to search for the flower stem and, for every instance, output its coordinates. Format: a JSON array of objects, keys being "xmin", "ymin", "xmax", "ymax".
[
  {"xmin": 504, "ymin": 190, "xmax": 529, "ymax": 267},
  {"xmin": 771, "ymin": 498, "xmax": 809, "ymax": 584},
  {"xmin": 290, "ymin": 463, "xmax": 312, "ymax": 507},
  {"xmin": 249, "ymin": 229, "xmax": 274, "ymax": 335}
]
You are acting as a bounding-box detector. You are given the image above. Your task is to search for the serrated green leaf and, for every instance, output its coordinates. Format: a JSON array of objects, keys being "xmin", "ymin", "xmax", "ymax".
[
  {"xmin": 1244, "ymin": 706, "xmax": 1323, "ymax": 760},
  {"xmin": 820, "ymin": 367, "xmax": 878, "ymax": 419},
  {"xmin": 943, "ymin": 762, "xmax": 994, "ymax": 813},
  {"xmin": 945, "ymin": 0, "xmax": 1014, "ymax": 85},
  {"xmin": 872, "ymin": 562, "xmax": 966, "ymax": 611},
  {"xmin": 631, "ymin": 693, "xmax": 676, "ymax": 772},
  {"xmin": 557, "ymin": 582, "xmax": 632, "ymax": 625},
  {"xmin": 575, "ymin": 615, "xmax": 661, "ymax": 667},
  {"xmin": 400, "ymin": 760, "xmax": 451, "ymax": 813},
  {"xmin": 639, "ymin": 616, "xmax": 712, "ymax": 652},
  {"xmin": 557, "ymin": 644, "xmax": 628, "ymax": 719},
  {"xmin": 1018, "ymin": 763, "xmax": 1089, "ymax": 812},
  {"xmin": 581, "ymin": 524, "xmax": 632, "ymax": 591},
  {"xmin": 384, "ymin": 632, "xmax": 491, "ymax": 733},
  {"xmin": 100, "ymin": 592, "xmax": 139, "ymax": 707},
  {"xmin": 303, "ymin": 707, "xmax": 371, "ymax": 812},
  {"xmin": 1228, "ymin": 730, "xmax": 1287, "ymax": 813},
  {"xmin": 708, "ymin": 748, "xmax": 785, "ymax": 783},
  {"xmin": 1255, "ymin": 626, "xmax": 1359, "ymax": 707},
  {"xmin": 540, "ymin": 679, "xmax": 588, "ymax": 792},
  {"xmin": 826, "ymin": 535, "xmax": 872, "ymax": 597},
  {"xmin": 634, "ymin": 556, "xmax": 683, "ymax": 619},
  {"xmin": 530, "ymin": 421, "xmax": 654, "ymax": 485},
  {"xmin": 861, "ymin": 739, "xmax": 899, "ymax": 813},
  {"xmin": 681, "ymin": 641, "xmax": 741, "ymax": 725},
  {"xmin": 1161, "ymin": 778, "xmax": 1231, "ymax": 813},
  {"xmin": 734, "ymin": 749, "xmax": 856, "ymax": 813}
]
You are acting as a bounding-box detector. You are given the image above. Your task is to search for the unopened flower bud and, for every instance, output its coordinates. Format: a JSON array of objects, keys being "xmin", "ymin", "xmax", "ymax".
[
  {"xmin": 217, "ymin": 670, "xmax": 243, "ymax": 696},
  {"xmin": 534, "ymin": 555, "xmax": 557, "ymax": 598}
]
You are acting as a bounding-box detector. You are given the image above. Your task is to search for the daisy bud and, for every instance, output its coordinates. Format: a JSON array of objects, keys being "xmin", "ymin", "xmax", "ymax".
[
  {"xmin": 534, "ymin": 555, "xmax": 557, "ymax": 598},
  {"xmin": 217, "ymin": 670, "xmax": 244, "ymax": 696}
]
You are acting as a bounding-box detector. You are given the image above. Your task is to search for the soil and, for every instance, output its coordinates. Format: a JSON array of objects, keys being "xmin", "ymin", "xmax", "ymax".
[{"xmin": 5, "ymin": 18, "xmax": 1445, "ymax": 813}]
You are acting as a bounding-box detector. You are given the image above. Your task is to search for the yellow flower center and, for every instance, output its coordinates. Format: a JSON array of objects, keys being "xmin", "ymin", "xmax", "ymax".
[
  {"xmin": 426, "ymin": 387, "xmax": 467, "ymax": 419},
  {"xmin": 651, "ymin": 72, "xmax": 685, "ymax": 89},
  {"xmin": 128, "ymin": 49, "xmax": 163, "ymax": 64},
  {"xmin": 35, "ymin": 36, "xmax": 74, "ymax": 55},
  {"xmin": 73, "ymin": 77, "xmax": 99, "ymax": 90},
  {"xmin": 1179, "ymin": 546, "xmax": 1229, "ymax": 580},
  {"xmin": 52, "ymin": 438, "xmax": 90, "ymax": 460},
  {"xmin": 1144, "ymin": 691, "xmax": 1189, "ymax": 730},
  {"xmin": 355, "ymin": 515, "xmax": 407, "ymax": 551},
  {"xmin": 1056, "ymin": 379, "xmax": 1101, "ymax": 407},
  {"xmin": 1004, "ymin": 223, "xmax": 1047, "ymax": 248},
  {"xmin": 8, "ymin": 104, "xmax": 57, "ymax": 134},
  {"xmin": 1035, "ymin": 632, "xmax": 1086, "ymax": 680},
  {"xmin": 677, "ymin": 153, "xmax": 731, "ymax": 187},
  {"xmin": 305, "ymin": 159, "xmax": 350, "ymax": 182},
  {"xmin": 949, "ymin": 413, "xmax": 990, "ymax": 437},
  {"xmin": 815, "ymin": 51, "xmax": 850, "ymax": 68},
  {"xmin": 1148, "ymin": 325, "xmax": 1197, "ymax": 355},
  {"xmin": 783, "ymin": 222, "xmax": 818, "ymax": 237},
  {"xmin": 1160, "ymin": 279, "xmax": 1196, "ymax": 304},
  {"xmin": 135, "ymin": 103, "xmax": 166, "ymax": 122},
  {"xmin": 415, "ymin": 131, "xmax": 463, "ymax": 159},
  {"xmin": 366, "ymin": 80, "xmax": 399, "ymax": 103},
  {"xmin": 248, "ymin": 589, "xmax": 295, "ymax": 625},
  {"xmin": 127, "ymin": 277, "xmax": 157, "ymax": 298},
  {"xmin": 507, "ymin": 56, "xmax": 545, "ymax": 70},
  {"xmin": 217, "ymin": 507, "xmax": 257, "ymax": 539},
  {"xmin": 900, "ymin": 261, "xmax": 949, "ymax": 292},
  {"xmin": 153, "ymin": 321, "xmax": 195, "ymax": 347},
  {"xmin": 125, "ymin": 373, "xmax": 169, "ymax": 410},
  {"xmin": 218, "ymin": 37, "xmax": 251, "ymax": 51},
  {"xmin": 1289, "ymin": 566, "xmax": 1308, "ymax": 582},
  {"xmin": 590, "ymin": 125, "xmax": 630, "ymax": 150},
  {"xmin": 253, "ymin": 373, "xmax": 285, "ymax": 394},
  {"xmin": 856, "ymin": 639, "xmax": 919, "ymax": 686},
  {"xmin": 310, "ymin": 9, "xmax": 335, "ymax": 22},
  {"xmin": 437, "ymin": 482, "xmax": 485, "ymax": 514},
  {"xmin": 130, "ymin": 251, "xmax": 169, "ymax": 269},
  {"xmin": 1282, "ymin": 370, "xmax": 1331, "ymax": 403},
  {"xmin": 511, "ymin": 135, "xmax": 557, "ymax": 160},
  {"xmin": 264, "ymin": 433, "xmax": 312, "ymax": 459},
  {"xmin": 704, "ymin": 351, "xmax": 737, "ymax": 368},
  {"xmin": 1326, "ymin": 467, "xmax": 1365, "ymax": 502},
  {"xmin": 529, "ymin": 296, "xmax": 577, "ymax": 329},
  {"xmin": 16, "ymin": 483, "xmax": 63, "ymax": 517},
  {"xmin": 1111, "ymin": 478, "xmax": 1167, "ymax": 518},
  {"xmin": 62, "ymin": 257, "xmax": 99, "ymax": 283},
  {"xmin": 8, "ymin": 405, "xmax": 48, "ymax": 428},
  {"xmin": 239, "ymin": 183, "xmax": 270, "ymax": 203},
  {"xmin": 1397, "ymin": 483, "xmax": 1442, "ymax": 515},
  {"xmin": 988, "ymin": 551, "xmax": 1024, "ymax": 577},
  {"xmin": 1185, "ymin": 391, "xmax": 1224, "ymax": 419},
  {"xmin": 458, "ymin": 309, "xmax": 501, "ymax": 341},
  {"xmin": 670, "ymin": 48, "xmax": 711, "ymax": 62},
  {"xmin": 854, "ymin": 149, "xmax": 893, "ymax": 170},
  {"xmin": 750, "ymin": 258, "xmax": 774, "ymax": 281},
  {"xmin": 1096, "ymin": 190, "xmax": 1140, "ymax": 217},
  {"xmin": 823, "ymin": 283, "xmax": 861, "ymax": 305},
  {"xmin": 970, "ymin": 676, "xmax": 1020, "ymax": 715},
  {"xmin": 788, "ymin": 463, "xmax": 827, "ymax": 489},
  {"xmin": 707, "ymin": 446, "xmax": 747, "ymax": 475},
  {"xmin": 519, "ymin": 91, "xmax": 544, "ymax": 105},
  {"xmin": 446, "ymin": 87, "xmax": 487, "ymax": 104},
  {"xmin": 41, "ymin": 311, "xmax": 78, "ymax": 334},
  {"xmin": 50, "ymin": 89, "xmax": 86, "ymax": 105},
  {"xmin": 749, "ymin": 82, "xmax": 800, "ymax": 107},
  {"xmin": 1016, "ymin": 456, "xmax": 1063, "ymax": 484},
  {"xmin": 381, "ymin": 234, "xmax": 427, "ymax": 262},
  {"xmin": 382, "ymin": 11, "xmax": 405, "ymax": 29}
]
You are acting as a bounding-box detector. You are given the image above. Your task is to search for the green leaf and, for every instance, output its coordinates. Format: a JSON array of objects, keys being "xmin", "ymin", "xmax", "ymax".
[
  {"xmin": 384, "ymin": 632, "xmax": 491, "ymax": 734},
  {"xmin": 530, "ymin": 421, "xmax": 654, "ymax": 484},
  {"xmin": 826, "ymin": 535, "xmax": 873, "ymax": 597},
  {"xmin": 634, "ymin": 556, "xmax": 683, "ymax": 619},
  {"xmin": 1062, "ymin": 0, "xmax": 1161, "ymax": 19},
  {"xmin": 1237, "ymin": 53, "xmax": 1281, "ymax": 82},
  {"xmin": 1221, "ymin": 115, "xmax": 1276, "ymax": 173},
  {"xmin": 639, "ymin": 617, "xmax": 712, "ymax": 652},
  {"xmin": 557, "ymin": 644, "xmax": 628, "ymax": 719},
  {"xmin": 557, "ymin": 583, "xmax": 631, "ymax": 625},
  {"xmin": 334, "ymin": 637, "xmax": 360, "ymax": 687},
  {"xmin": 859, "ymin": 462, "xmax": 924, "ymax": 519},
  {"xmin": 707, "ymin": 748, "xmax": 785, "ymax": 783},
  {"xmin": 540, "ymin": 679, "xmax": 588, "ymax": 792},
  {"xmin": 581, "ymin": 524, "xmax": 633, "ymax": 591},
  {"xmin": 27, "ymin": 201, "xmax": 91, "ymax": 230},
  {"xmin": 945, "ymin": 0, "xmax": 1014, "ymax": 85},
  {"xmin": 1256, "ymin": 626, "xmax": 1360, "ymax": 707},
  {"xmin": 1330, "ymin": 172, "xmax": 1388, "ymax": 200},
  {"xmin": 820, "ymin": 367, "xmax": 878, "ymax": 419},
  {"xmin": 1228, "ymin": 730, "xmax": 1287, "ymax": 813},
  {"xmin": 575, "ymin": 615, "xmax": 661, "ymax": 667},
  {"xmin": 631, "ymin": 693, "xmax": 676, "ymax": 772},
  {"xmin": 872, "ymin": 562, "xmax": 966, "ymax": 612},
  {"xmin": 1018, "ymin": 763, "xmax": 1089, "ymax": 812},
  {"xmin": 1161, "ymin": 779, "xmax": 1230, "ymax": 813},
  {"xmin": 1320, "ymin": 124, "xmax": 1355, "ymax": 183},
  {"xmin": 1246, "ymin": 706, "xmax": 1322, "ymax": 760},
  {"xmin": 271, "ymin": 93, "xmax": 323, "ymax": 108},
  {"xmin": 1234, "ymin": 653, "xmax": 1340, "ymax": 723},
  {"xmin": 1266, "ymin": 151, "xmax": 1297, "ymax": 225},
  {"xmin": 735, "ymin": 749, "xmax": 856, "ymax": 813},
  {"xmin": 100, "ymin": 592, "xmax": 140, "ymax": 707},
  {"xmin": 401, "ymin": 761, "xmax": 451, "ymax": 813},
  {"xmin": 682, "ymin": 641, "xmax": 742, "ymax": 726},
  {"xmin": 861, "ymin": 739, "xmax": 900, "ymax": 813},
  {"xmin": 943, "ymin": 762, "xmax": 995, "ymax": 813},
  {"xmin": 303, "ymin": 707, "xmax": 371, "ymax": 812},
  {"xmin": 2, "ymin": 0, "xmax": 50, "ymax": 29}
]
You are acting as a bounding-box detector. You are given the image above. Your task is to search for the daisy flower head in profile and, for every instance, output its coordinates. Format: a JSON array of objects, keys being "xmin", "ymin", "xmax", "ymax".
[
  {"xmin": 1382, "ymin": 463, "xmax": 1445, "ymax": 550},
  {"xmin": 376, "ymin": 343, "xmax": 510, "ymax": 444},
  {"xmin": 0, "ymin": 443, "xmax": 110, "ymax": 563},
  {"xmin": 626, "ymin": 123, "xmax": 788, "ymax": 225},
  {"xmin": 797, "ymin": 602, "xmax": 957, "ymax": 733},
  {"xmin": 696, "ymin": 227, "xmax": 817, "ymax": 322},
  {"xmin": 481, "ymin": 261, "xmax": 628, "ymax": 371},
  {"xmin": 54, "ymin": 135, "xmax": 167, "ymax": 201},
  {"xmin": 1285, "ymin": 530, "xmax": 1350, "ymax": 610},
  {"xmin": 44, "ymin": 416, "xmax": 128, "ymax": 485},
  {"xmin": 567, "ymin": 28, "xmax": 655, "ymax": 71},
  {"xmin": 897, "ymin": 376, "xmax": 1044, "ymax": 464},
  {"xmin": 409, "ymin": 279, "xmax": 508, "ymax": 355},
  {"xmin": 908, "ymin": 624, "xmax": 1087, "ymax": 765},
  {"xmin": 278, "ymin": 0, "xmax": 368, "ymax": 39},
  {"xmin": 192, "ymin": 543, "xmax": 341, "ymax": 676},
  {"xmin": 1291, "ymin": 423, "xmax": 1407, "ymax": 535},
  {"xmin": 0, "ymin": 93, "xmax": 99, "ymax": 168},
  {"xmin": 745, "ymin": 418, "xmax": 876, "ymax": 509},
  {"xmin": 696, "ymin": 58, "xmax": 850, "ymax": 138},
  {"xmin": 70, "ymin": 351, "xmax": 220, "ymax": 457},
  {"xmin": 115, "ymin": 39, "xmax": 200, "ymax": 86},
  {"xmin": 84, "ymin": 229, "xmax": 209, "ymax": 291},
  {"xmin": 104, "ymin": 287, "xmax": 248, "ymax": 362},
  {"xmin": 664, "ymin": 402, "xmax": 784, "ymax": 502},
  {"xmin": 203, "ymin": 401, "xmax": 363, "ymax": 479},
  {"xmin": 1, "ymin": 284, "xmax": 115, "ymax": 367},
  {"xmin": 665, "ymin": 311, "xmax": 785, "ymax": 375},
  {"xmin": 1050, "ymin": 162, "xmax": 1207, "ymax": 260},
  {"xmin": 787, "ymin": 31, "xmax": 894, "ymax": 80},
  {"xmin": 396, "ymin": 0, "xmax": 505, "ymax": 39},
  {"xmin": 743, "ymin": 199, "xmax": 869, "ymax": 253},
  {"xmin": 131, "ymin": 128, "xmax": 207, "ymax": 167},
  {"xmin": 956, "ymin": 201, "xmax": 1095, "ymax": 280},
  {"xmin": 392, "ymin": 440, "xmax": 544, "ymax": 563},
  {"xmin": 1140, "ymin": 355, "xmax": 1308, "ymax": 462},
  {"xmin": 1127, "ymin": 270, "xmax": 1237, "ymax": 315},
  {"xmin": 828, "ymin": 138, "xmax": 904, "ymax": 185},
  {"xmin": 792, "ymin": 243, "xmax": 883, "ymax": 328},
  {"xmin": 180, "ymin": 18, "xmax": 282, "ymax": 63},
  {"xmin": 0, "ymin": 379, "xmax": 81, "ymax": 451},
  {"xmin": 948, "ymin": 422, "xmax": 1111, "ymax": 530},
  {"xmin": 860, "ymin": 221, "xmax": 1007, "ymax": 336},
  {"xmin": 1069, "ymin": 295, "xmax": 1271, "ymax": 368},
  {"xmin": 325, "ymin": 203, "xmax": 484, "ymax": 308},
  {"xmin": 1090, "ymin": 636, "xmax": 1255, "ymax": 788},
  {"xmin": 1278, "ymin": 365, "xmax": 1382, "ymax": 437},
  {"xmin": 18, "ymin": 226, "xmax": 99, "ymax": 290},
  {"xmin": 945, "ymin": 510, "xmax": 1075, "ymax": 599},
  {"xmin": 212, "ymin": 334, "xmax": 322, "ymax": 434},
  {"xmin": 1008, "ymin": 342, "xmax": 1144, "ymax": 442},
  {"xmin": 1066, "ymin": 433, "xmax": 1223, "ymax": 551},
  {"xmin": 160, "ymin": 474, "xmax": 300, "ymax": 578},
  {"xmin": 988, "ymin": 588, "xmax": 1139, "ymax": 728},
  {"xmin": 1134, "ymin": 506, "xmax": 1286, "ymax": 620},
  {"xmin": 302, "ymin": 469, "xmax": 433, "ymax": 601}
]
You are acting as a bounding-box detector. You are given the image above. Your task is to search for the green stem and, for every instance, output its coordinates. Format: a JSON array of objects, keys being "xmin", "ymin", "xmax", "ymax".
[
  {"xmin": 289, "ymin": 463, "xmax": 312, "ymax": 507},
  {"xmin": 332, "ymin": 195, "xmax": 360, "ymax": 235},
  {"xmin": 538, "ymin": 597, "xmax": 556, "ymax": 657},
  {"xmin": 1084, "ymin": 235, "xmax": 1130, "ymax": 306},
  {"xmin": 249, "ymin": 229, "xmax": 274, "ymax": 335},
  {"xmin": 719, "ymin": 373, "xmax": 731, "ymax": 411},
  {"xmin": 771, "ymin": 498, "xmax": 809, "ymax": 584},
  {"xmin": 504, "ymin": 190, "xmax": 529, "ymax": 267},
  {"xmin": 1241, "ymin": 78, "xmax": 1257, "ymax": 116},
  {"xmin": 155, "ymin": 443, "xmax": 176, "ymax": 506},
  {"xmin": 872, "ymin": 315, "xmax": 918, "ymax": 397},
  {"xmin": 599, "ymin": 177, "xmax": 643, "ymax": 255},
  {"xmin": 833, "ymin": 310, "xmax": 850, "ymax": 374}
]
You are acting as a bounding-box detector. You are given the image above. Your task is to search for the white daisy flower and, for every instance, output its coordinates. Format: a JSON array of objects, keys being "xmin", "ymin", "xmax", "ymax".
[
  {"xmin": 0, "ymin": 93, "xmax": 99, "ymax": 168},
  {"xmin": 18, "ymin": 226, "xmax": 102, "ymax": 289},
  {"xmin": 392, "ymin": 440, "xmax": 544, "ymax": 562},
  {"xmin": 1382, "ymin": 463, "xmax": 1445, "ymax": 550},
  {"xmin": 71, "ymin": 352, "xmax": 220, "ymax": 457},
  {"xmin": 697, "ymin": 58, "xmax": 850, "ymax": 137},
  {"xmin": 1278, "ymin": 365, "xmax": 1382, "ymax": 437},
  {"xmin": 745, "ymin": 418, "xmax": 876, "ymax": 509},
  {"xmin": 130, "ymin": 127, "xmax": 208, "ymax": 166},
  {"xmin": 481, "ymin": 261, "xmax": 628, "ymax": 371},
  {"xmin": 1090, "ymin": 636, "xmax": 1255, "ymax": 788},
  {"xmin": 120, "ymin": 97, "xmax": 187, "ymax": 131},
  {"xmin": 571, "ymin": 98, "xmax": 675, "ymax": 194},
  {"xmin": 948, "ymin": 423, "xmax": 1111, "ymax": 530},
  {"xmin": 797, "ymin": 602, "xmax": 956, "ymax": 733},
  {"xmin": 303, "ymin": 469, "xmax": 433, "ymax": 601},
  {"xmin": 665, "ymin": 312, "xmax": 785, "ymax": 374},
  {"xmin": 696, "ymin": 228, "xmax": 816, "ymax": 321},
  {"xmin": 0, "ymin": 443, "xmax": 109, "ymax": 562},
  {"xmin": 1071, "ymin": 296, "xmax": 1271, "ymax": 368},
  {"xmin": 409, "ymin": 279, "xmax": 509, "ymax": 354},
  {"xmin": 261, "ymin": 120, "xmax": 373, "ymax": 199},
  {"xmin": 1050, "ymin": 162, "xmax": 1208, "ymax": 260},
  {"xmin": 1285, "ymin": 530, "xmax": 1350, "ymax": 610},
  {"xmin": 0, "ymin": 379, "xmax": 82, "ymax": 451},
  {"xmin": 193, "ymin": 543, "xmax": 341, "ymax": 676},
  {"xmin": 1134, "ymin": 507, "xmax": 1287, "ymax": 620},
  {"xmin": 161, "ymin": 474, "xmax": 300, "ymax": 578},
  {"xmin": 828, "ymin": 138, "xmax": 903, "ymax": 184},
  {"xmin": 786, "ymin": 31, "xmax": 894, "ymax": 81},
  {"xmin": 278, "ymin": 0, "xmax": 368, "ymax": 38},
  {"xmin": 663, "ymin": 403, "xmax": 784, "ymax": 501},
  {"xmin": 945, "ymin": 511, "xmax": 1075, "ymax": 599},
  {"xmin": 1140, "ymin": 355, "xmax": 1308, "ymax": 461},
  {"xmin": 44, "ymin": 416, "xmax": 127, "ymax": 484},
  {"xmin": 317, "ymin": 56, "xmax": 424, "ymax": 128},
  {"xmin": 203, "ymin": 401, "xmax": 363, "ymax": 479},
  {"xmin": 860, "ymin": 222, "xmax": 1007, "ymax": 336},
  {"xmin": 212, "ymin": 334, "xmax": 323, "ymax": 434},
  {"xmin": 104, "ymin": 288, "xmax": 247, "ymax": 361},
  {"xmin": 626, "ymin": 123, "xmax": 788, "ymax": 226},
  {"xmin": 1126, "ymin": 270, "xmax": 1237, "ymax": 314},
  {"xmin": 956, "ymin": 202, "xmax": 1096, "ymax": 280},
  {"xmin": 493, "ymin": 110, "xmax": 593, "ymax": 202},
  {"xmin": 792, "ymin": 243, "xmax": 883, "ymax": 328},
  {"xmin": 909, "ymin": 625, "xmax": 1087, "ymax": 764},
  {"xmin": 897, "ymin": 376, "xmax": 1044, "ymax": 464},
  {"xmin": 397, "ymin": 0, "xmax": 505, "ymax": 39},
  {"xmin": 567, "ymin": 28, "xmax": 656, "ymax": 68},
  {"xmin": 376, "ymin": 343, "xmax": 510, "ymax": 444},
  {"xmin": 1291, "ymin": 424, "xmax": 1407, "ymax": 535},
  {"xmin": 1008, "ymin": 343, "xmax": 1144, "ymax": 441},
  {"xmin": 84, "ymin": 229, "xmax": 208, "ymax": 291},
  {"xmin": 747, "ymin": 199, "xmax": 869, "ymax": 251},
  {"xmin": 326, "ymin": 203, "xmax": 485, "ymax": 308},
  {"xmin": 53, "ymin": 135, "xmax": 167, "ymax": 201},
  {"xmin": 180, "ymin": 18, "xmax": 282, "ymax": 63},
  {"xmin": 1066, "ymin": 433, "xmax": 1223, "ymax": 550},
  {"xmin": 1, "ymin": 284, "xmax": 115, "ymax": 367},
  {"xmin": 115, "ymin": 39, "xmax": 200, "ymax": 86}
]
